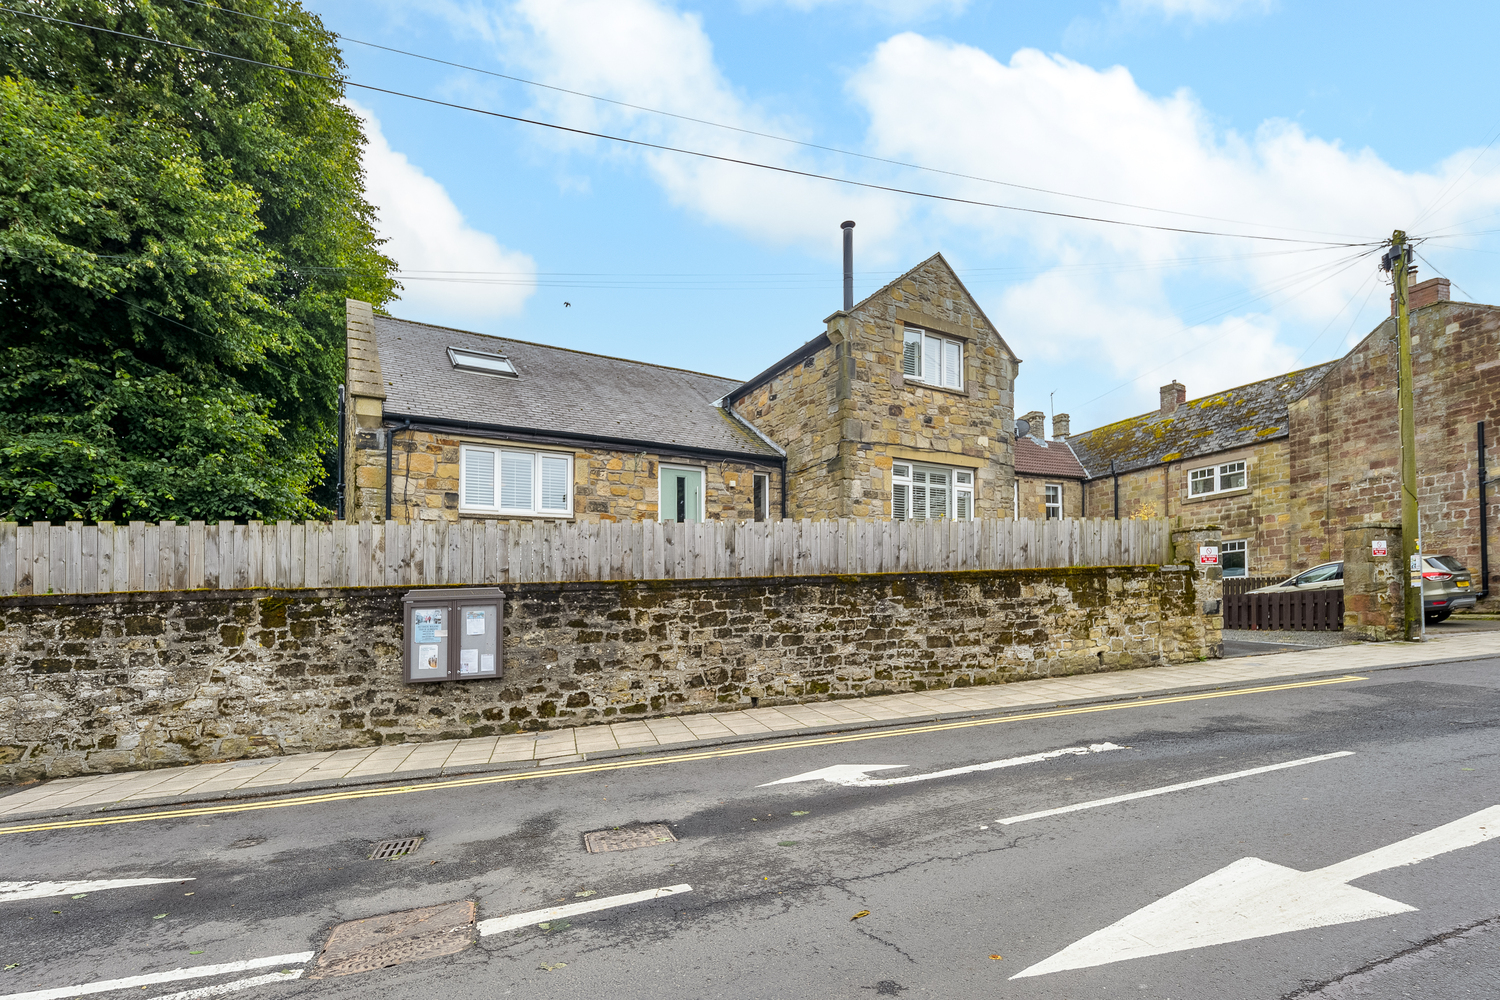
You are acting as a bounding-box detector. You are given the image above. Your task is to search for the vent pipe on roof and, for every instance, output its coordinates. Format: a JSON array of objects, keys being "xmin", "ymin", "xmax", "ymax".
[{"xmin": 841, "ymin": 221, "xmax": 855, "ymax": 311}]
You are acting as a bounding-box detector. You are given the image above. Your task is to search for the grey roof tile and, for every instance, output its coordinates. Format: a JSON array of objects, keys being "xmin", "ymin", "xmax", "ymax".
[
  {"xmin": 374, "ymin": 316, "xmax": 779, "ymax": 458},
  {"xmin": 1068, "ymin": 363, "xmax": 1338, "ymax": 477}
]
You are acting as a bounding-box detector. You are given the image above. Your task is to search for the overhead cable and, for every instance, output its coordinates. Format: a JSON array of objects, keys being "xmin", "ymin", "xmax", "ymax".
[{"xmin": 0, "ymin": 6, "xmax": 1378, "ymax": 249}]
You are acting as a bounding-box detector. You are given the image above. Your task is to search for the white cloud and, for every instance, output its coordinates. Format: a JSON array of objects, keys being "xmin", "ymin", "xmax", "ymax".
[
  {"xmin": 474, "ymin": 0, "xmax": 908, "ymax": 260},
  {"xmin": 1118, "ymin": 0, "xmax": 1272, "ymax": 21},
  {"xmin": 352, "ymin": 102, "xmax": 537, "ymax": 327},
  {"xmin": 741, "ymin": 0, "xmax": 968, "ymax": 19}
]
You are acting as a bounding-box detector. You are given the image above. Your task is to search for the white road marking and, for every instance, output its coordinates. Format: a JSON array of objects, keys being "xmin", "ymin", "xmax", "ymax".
[
  {"xmin": 1012, "ymin": 802, "xmax": 1500, "ymax": 979},
  {"xmin": 761, "ymin": 743, "xmax": 1125, "ymax": 788},
  {"xmin": 0, "ymin": 953, "xmax": 315, "ymax": 1000},
  {"xmin": 996, "ymin": 751, "xmax": 1354, "ymax": 824},
  {"xmin": 0, "ymin": 878, "xmax": 192, "ymax": 903},
  {"xmin": 477, "ymin": 884, "xmax": 692, "ymax": 936},
  {"xmin": 147, "ymin": 971, "xmax": 303, "ymax": 999}
]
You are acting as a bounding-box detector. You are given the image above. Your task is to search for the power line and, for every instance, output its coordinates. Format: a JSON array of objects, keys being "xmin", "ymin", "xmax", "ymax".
[
  {"xmin": 0, "ymin": 5, "xmax": 1379, "ymax": 249},
  {"xmin": 172, "ymin": 0, "xmax": 1370, "ymax": 242},
  {"xmin": 1411, "ymin": 248, "xmax": 1476, "ymax": 301},
  {"xmin": 1292, "ymin": 268, "xmax": 1379, "ymax": 364},
  {"xmin": 1075, "ymin": 245, "xmax": 1383, "ymax": 409}
]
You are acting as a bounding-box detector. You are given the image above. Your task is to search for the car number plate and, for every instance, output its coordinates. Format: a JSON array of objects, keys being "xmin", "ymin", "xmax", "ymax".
[{"xmin": 1457, "ymin": 580, "xmax": 1470, "ymax": 587}]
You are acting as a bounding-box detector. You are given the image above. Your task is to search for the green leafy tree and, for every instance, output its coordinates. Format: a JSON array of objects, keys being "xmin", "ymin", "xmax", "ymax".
[{"xmin": 0, "ymin": 0, "xmax": 397, "ymax": 523}]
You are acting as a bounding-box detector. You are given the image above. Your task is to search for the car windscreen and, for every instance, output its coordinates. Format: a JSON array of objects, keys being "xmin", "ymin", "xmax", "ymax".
[{"xmin": 1429, "ymin": 555, "xmax": 1465, "ymax": 572}]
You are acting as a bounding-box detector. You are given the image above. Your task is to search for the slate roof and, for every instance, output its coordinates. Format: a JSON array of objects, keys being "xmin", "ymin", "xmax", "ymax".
[
  {"xmin": 1013, "ymin": 436, "xmax": 1088, "ymax": 479},
  {"xmin": 373, "ymin": 315, "xmax": 780, "ymax": 459},
  {"xmin": 1067, "ymin": 363, "xmax": 1339, "ymax": 477}
]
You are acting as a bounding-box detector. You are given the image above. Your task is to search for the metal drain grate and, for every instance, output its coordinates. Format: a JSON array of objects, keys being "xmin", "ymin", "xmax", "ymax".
[
  {"xmin": 369, "ymin": 836, "xmax": 424, "ymax": 860},
  {"xmin": 583, "ymin": 823, "xmax": 677, "ymax": 854}
]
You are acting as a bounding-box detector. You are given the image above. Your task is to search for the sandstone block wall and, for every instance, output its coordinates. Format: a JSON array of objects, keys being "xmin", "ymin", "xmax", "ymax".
[
  {"xmin": 1, "ymin": 565, "xmax": 1215, "ymax": 781},
  {"xmin": 348, "ymin": 427, "xmax": 781, "ymax": 525}
]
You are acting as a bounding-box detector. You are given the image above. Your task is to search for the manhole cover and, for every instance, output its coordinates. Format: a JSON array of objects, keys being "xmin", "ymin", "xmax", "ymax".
[
  {"xmin": 369, "ymin": 836, "xmax": 423, "ymax": 860},
  {"xmin": 310, "ymin": 900, "xmax": 475, "ymax": 979},
  {"xmin": 583, "ymin": 823, "xmax": 677, "ymax": 854}
]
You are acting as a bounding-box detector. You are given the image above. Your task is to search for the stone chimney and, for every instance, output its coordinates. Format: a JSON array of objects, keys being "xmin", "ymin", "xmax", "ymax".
[
  {"xmin": 1389, "ymin": 276, "xmax": 1451, "ymax": 317},
  {"xmin": 1159, "ymin": 381, "xmax": 1187, "ymax": 416},
  {"xmin": 1019, "ymin": 410, "xmax": 1045, "ymax": 439},
  {"xmin": 1051, "ymin": 413, "xmax": 1070, "ymax": 440}
]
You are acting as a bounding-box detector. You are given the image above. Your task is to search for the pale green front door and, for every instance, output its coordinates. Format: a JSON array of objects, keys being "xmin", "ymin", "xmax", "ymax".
[{"xmin": 661, "ymin": 467, "xmax": 703, "ymax": 523}]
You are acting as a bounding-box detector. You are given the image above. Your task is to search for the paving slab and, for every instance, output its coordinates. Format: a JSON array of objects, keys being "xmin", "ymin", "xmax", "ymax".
[{"xmin": 2, "ymin": 631, "xmax": 1496, "ymax": 824}]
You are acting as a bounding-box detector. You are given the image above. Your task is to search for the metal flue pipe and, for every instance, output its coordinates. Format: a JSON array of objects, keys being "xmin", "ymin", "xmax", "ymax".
[{"xmin": 841, "ymin": 220, "xmax": 855, "ymax": 311}]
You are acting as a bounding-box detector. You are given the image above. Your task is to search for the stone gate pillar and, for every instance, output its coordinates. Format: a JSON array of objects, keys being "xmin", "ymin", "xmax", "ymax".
[
  {"xmin": 1171, "ymin": 526, "xmax": 1223, "ymax": 658},
  {"xmin": 1343, "ymin": 522, "xmax": 1406, "ymax": 640}
]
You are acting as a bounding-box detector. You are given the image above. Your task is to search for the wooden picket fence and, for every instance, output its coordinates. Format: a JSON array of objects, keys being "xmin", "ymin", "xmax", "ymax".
[{"xmin": 0, "ymin": 516, "xmax": 1172, "ymax": 597}]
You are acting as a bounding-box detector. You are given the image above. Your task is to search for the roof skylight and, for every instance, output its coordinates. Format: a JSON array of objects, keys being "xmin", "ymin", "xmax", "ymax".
[{"xmin": 449, "ymin": 346, "xmax": 517, "ymax": 377}]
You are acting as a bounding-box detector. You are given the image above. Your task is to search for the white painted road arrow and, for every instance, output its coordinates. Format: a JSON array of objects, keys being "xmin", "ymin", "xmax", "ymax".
[
  {"xmin": 1013, "ymin": 802, "xmax": 1500, "ymax": 979},
  {"xmin": 760, "ymin": 743, "xmax": 1124, "ymax": 788}
]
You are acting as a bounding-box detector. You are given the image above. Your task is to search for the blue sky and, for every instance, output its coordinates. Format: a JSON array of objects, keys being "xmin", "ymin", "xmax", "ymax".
[{"xmin": 307, "ymin": 0, "xmax": 1500, "ymax": 433}]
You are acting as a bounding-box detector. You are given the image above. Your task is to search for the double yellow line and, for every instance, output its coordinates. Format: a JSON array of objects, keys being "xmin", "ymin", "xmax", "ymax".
[{"xmin": 0, "ymin": 674, "xmax": 1365, "ymax": 836}]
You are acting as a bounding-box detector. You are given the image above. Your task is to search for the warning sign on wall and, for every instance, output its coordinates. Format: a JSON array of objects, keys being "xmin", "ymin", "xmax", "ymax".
[
  {"xmin": 1199, "ymin": 545, "xmax": 1219, "ymax": 565},
  {"xmin": 1372, "ymin": 539, "xmax": 1387, "ymax": 557}
]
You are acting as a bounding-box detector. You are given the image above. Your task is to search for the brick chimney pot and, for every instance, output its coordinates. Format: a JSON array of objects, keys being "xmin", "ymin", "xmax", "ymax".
[{"xmin": 1160, "ymin": 381, "xmax": 1187, "ymax": 416}]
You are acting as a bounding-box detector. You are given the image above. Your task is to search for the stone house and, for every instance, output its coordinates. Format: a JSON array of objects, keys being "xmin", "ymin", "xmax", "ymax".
[
  {"xmin": 1013, "ymin": 411, "xmax": 1086, "ymax": 519},
  {"xmin": 344, "ymin": 252, "xmax": 1021, "ymax": 525},
  {"xmin": 724, "ymin": 253, "xmax": 1020, "ymax": 520},
  {"xmin": 1065, "ymin": 278, "xmax": 1499, "ymax": 603}
]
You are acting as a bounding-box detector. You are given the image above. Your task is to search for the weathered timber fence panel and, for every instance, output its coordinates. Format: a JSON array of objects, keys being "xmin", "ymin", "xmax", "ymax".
[
  {"xmin": 0, "ymin": 516, "xmax": 1173, "ymax": 596},
  {"xmin": 1221, "ymin": 578, "xmax": 1344, "ymax": 631}
]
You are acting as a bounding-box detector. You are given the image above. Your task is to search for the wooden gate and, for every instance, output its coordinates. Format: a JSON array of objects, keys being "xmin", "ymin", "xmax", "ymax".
[{"xmin": 1223, "ymin": 577, "xmax": 1344, "ymax": 631}]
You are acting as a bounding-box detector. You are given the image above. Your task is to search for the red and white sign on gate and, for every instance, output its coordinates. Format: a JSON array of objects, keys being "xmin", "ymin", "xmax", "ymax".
[
  {"xmin": 1198, "ymin": 545, "xmax": 1219, "ymax": 566},
  {"xmin": 1372, "ymin": 539, "xmax": 1388, "ymax": 557}
]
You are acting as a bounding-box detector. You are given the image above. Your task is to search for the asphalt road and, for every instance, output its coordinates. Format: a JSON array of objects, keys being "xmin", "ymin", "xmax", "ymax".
[{"xmin": 4, "ymin": 655, "xmax": 1500, "ymax": 1000}]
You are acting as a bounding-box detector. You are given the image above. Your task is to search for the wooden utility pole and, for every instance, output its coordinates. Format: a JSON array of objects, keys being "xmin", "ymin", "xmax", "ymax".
[{"xmin": 1386, "ymin": 231, "xmax": 1422, "ymax": 640}]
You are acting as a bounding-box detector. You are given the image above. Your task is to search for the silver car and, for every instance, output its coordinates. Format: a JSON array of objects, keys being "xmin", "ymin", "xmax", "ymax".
[
  {"xmin": 1422, "ymin": 555, "xmax": 1476, "ymax": 623},
  {"xmin": 1247, "ymin": 561, "xmax": 1345, "ymax": 595}
]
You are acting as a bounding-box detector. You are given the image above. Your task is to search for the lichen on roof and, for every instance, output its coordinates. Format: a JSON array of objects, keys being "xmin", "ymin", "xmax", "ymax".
[{"xmin": 1068, "ymin": 362, "xmax": 1337, "ymax": 478}]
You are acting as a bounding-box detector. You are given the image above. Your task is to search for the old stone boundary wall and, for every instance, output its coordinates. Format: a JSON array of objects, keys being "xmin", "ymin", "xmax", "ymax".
[{"xmin": 1, "ymin": 566, "xmax": 1218, "ymax": 782}]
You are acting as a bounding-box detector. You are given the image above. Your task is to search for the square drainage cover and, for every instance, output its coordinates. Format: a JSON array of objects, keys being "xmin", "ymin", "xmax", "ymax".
[
  {"xmin": 310, "ymin": 900, "xmax": 475, "ymax": 979},
  {"xmin": 583, "ymin": 823, "xmax": 677, "ymax": 854},
  {"xmin": 369, "ymin": 836, "xmax": 423, "ymax": 860}
]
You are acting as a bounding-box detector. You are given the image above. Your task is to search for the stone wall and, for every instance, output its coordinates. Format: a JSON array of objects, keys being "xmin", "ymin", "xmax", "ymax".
[
  {"xmin": 1016, "ymin": 476, "xmax": 1084, "ymax": 520},
  {"xmin": 1, "ymin": 565, "xmax": 1216, "ymax": 781},
  {"xmin": 348, "ymin": 426, "xmax": 781, "ymax": 525},
  {"xmin": 1288, "ymin": 300, "xmax": 1500, "ymax": 605}
]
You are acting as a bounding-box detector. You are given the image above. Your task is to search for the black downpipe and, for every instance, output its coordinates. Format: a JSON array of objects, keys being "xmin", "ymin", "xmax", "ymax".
[
  {"xmin": 1111, "ymin": 460, "xmax": 1120, "ymax": 519},
  {"xmin": 780, "ymin": 454, "xmax": 789, "ymax": 521},
  {"xmin": 1481, "ymin": 421, "xmax": 1491, "ymax": 599},
  {"xmin": 339, "ymin": 386, "xmax": 346, "ymax": 521},
  {"xmin": 385, "ymin": 419, "xmax": 411, "ymax": 522},
  {"xmin": 841, "ymin": 221, "xmax": 855, "ymax": 311}
]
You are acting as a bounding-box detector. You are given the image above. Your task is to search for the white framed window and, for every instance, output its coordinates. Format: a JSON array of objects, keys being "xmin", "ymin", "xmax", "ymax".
[
  {"xmin": 1188, "ymin": 459, "xmax": 1247, "ymax": 496},
  {"xmin": 753, "ymin": 473, "xmax": 770, "ymax": 522},
  {"xmin": 659, "ymin": 464, "xmax": 705, "ymax": 523},
  {"xmin": 901, "ymin": 327, "xmax": 964, "ymax": 390},
  {"xmin": 1044, "ymin": 483, "xmax": 1063, "ymax": 520},
  {"xmin": 892, "ymin": 461, "xmax": 974, "ymax": 521},
  {"xmin": 460, "ymin": 444, "xmax": 572, "ymax": 516},
  {"xmin": 448, "ymin": 346, "xmax": 517, "ymax": 377},
  {"xmin": 1222, "ymin": 539, "xmax": 1248, "ymax": 578}
]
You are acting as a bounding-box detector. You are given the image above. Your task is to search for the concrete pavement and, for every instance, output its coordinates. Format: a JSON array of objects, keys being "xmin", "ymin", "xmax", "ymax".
[{"xmin": 3, "ymin": 629, "xmax": 1498, "ymax": 825}]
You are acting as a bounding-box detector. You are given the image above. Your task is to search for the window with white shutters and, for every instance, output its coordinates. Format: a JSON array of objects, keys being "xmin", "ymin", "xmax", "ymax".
[
  {"xmin": 901, "ymin": 327, "xmax": 963, "ymax": 390},
  {"xmin": 891, "ymin": 462, "xmax": 972, "ymax": 521},
  {"xmin": 460, "ymin": 445, "xmax": 573, "ymax": 517}
]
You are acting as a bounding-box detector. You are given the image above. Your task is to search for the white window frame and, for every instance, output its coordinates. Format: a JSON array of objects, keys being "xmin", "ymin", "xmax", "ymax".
[
  {"xmin": 658, "ymin": 464, "xmax": 706, "ymax": 523},
  {"xmin": 752, "ymin": 473, "xmax": 770, "ymax": 522},
  {"xmin": 1222, "ymin": 539, "xmax": 1248, "ymax": 578},
  {"xmin": 901, "ymin": 327, "xmax": 964, "ymax": 391},
  {"xmin": 891, "ymin": 461, "xmax": 974, "ymax": 522},
  {"xmin": 1187, "ymin": 459, "xmax": 1248, "ymax": 497},
  {"xmin": 1044, "ymin": 483, "xmax": 1063, "ymax": 520},
  {"xmin": 459, "ymin": 444, "xmax": 573, "ymax": 517}
]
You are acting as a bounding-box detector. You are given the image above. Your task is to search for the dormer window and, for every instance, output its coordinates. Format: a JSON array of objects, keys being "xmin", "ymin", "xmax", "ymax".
[
  {"xmin": 449, "ymin": 346, "xmax": 517, "ymax": 377},
  {"xmin": 901, "ymin": 327, "xmax": 963, "ymax": 390}
]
